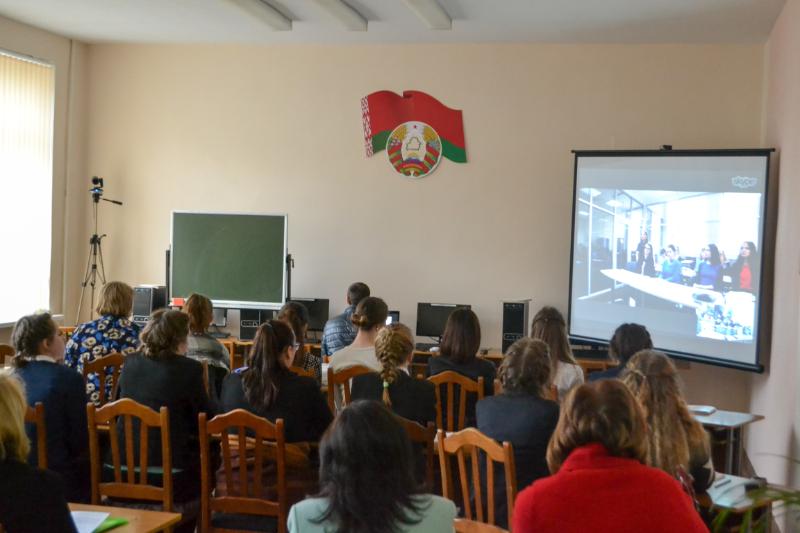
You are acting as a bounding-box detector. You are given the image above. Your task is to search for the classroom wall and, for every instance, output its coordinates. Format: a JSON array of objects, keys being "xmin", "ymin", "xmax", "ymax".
[
  {"xmin": 747, "ymin": 0, "xmax": 800, "ymax": 488},
  {"xmin": 83, "ymin": 42, "xmax": 763, "ymax": 410},
  {"xmin": 0, "ymin": 15, "xmax": 89, "ymax": 342}
]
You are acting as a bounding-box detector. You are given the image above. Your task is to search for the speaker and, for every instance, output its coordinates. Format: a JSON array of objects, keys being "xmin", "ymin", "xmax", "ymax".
[
  {"xmin": 502, "ymin": 300, "xmax": 530, "ymax": 353},
  {"xmin": 132, "ymin": 286, "xmax": 168, "ymax": 326},
  {"xmin": 239, "ymin": 309, "xmax": 275, "ymax": 341}
]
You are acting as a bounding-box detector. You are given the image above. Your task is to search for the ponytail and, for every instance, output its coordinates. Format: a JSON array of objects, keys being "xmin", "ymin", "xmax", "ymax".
[
  {"xmin": 375, "ymin": 323, "xmax": 414, "ymax": 407},
  {"xmin": 243, "ymin": 320, "xmax": 295, "ymax": 412},
  {"xmin": 351, "ymin": 297, "xmax": 388, "ymax": 331}
]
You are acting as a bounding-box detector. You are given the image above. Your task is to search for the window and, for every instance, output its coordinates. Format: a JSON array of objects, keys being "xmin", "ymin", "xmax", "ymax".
[{"xmin": 0, "ymin": 50, "xmax": 55, "ymax": 325}]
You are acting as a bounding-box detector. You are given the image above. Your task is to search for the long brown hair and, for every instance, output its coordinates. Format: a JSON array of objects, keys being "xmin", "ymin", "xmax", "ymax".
[
  {"xmin": 374, "ymin": 323, "xmax": 414, "ymax": 407},
  {"xmin": 440, "ymin": 308, "xmax": 481, "ymax": 364},
  {"xmin": 243, "ymin": 320, "xmax": 295, "ymax": 412},
  {"xmin": 530, "ymin": 306, "xmax": 577, "ymax": 379},
  {"xmin": 10, "ymin": 313, "xmax": 58, "ymax": 369},
  {"xmin": 140, "ymin": 309, "xmax": 189, "ymax": 358},
  {"xmin": 621, "ymin": 350, "xmax": 710, "ymax": 478},
  {"xmin": 278, "ymin": 301, "xmax": 309, "ymax": 366},
  {"xmin": 184, "ymin": 293, "xmax": 213, "ymax": 335},
  {"xmin": 498, "ymin": 337, "xmax": 551, "ymax": 398}
]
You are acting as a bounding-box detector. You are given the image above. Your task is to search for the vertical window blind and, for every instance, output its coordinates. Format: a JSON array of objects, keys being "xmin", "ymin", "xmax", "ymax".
[{"xmin": 0, "ymin": 49, "xmax": 55, "ymax": 325}]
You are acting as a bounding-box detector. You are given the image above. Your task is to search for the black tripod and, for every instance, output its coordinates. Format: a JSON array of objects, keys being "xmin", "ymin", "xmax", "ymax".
[{"xmin": 75, "ymin": 178, "xmax": 122, "ymax": 323}]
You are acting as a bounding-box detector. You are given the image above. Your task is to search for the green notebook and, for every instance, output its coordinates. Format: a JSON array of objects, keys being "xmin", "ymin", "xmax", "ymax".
[{"xmin": 93, "ymin": 517, "xmax": 129, "ymax": 533}]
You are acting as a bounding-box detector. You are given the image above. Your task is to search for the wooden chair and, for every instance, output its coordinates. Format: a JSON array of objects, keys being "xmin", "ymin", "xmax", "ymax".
[
  {"xmin": 199, "ymin": 409, "xmax": 287, "ymax": 533},
  {"xmin": 82, "ymin": 352, "xmax": 124, "ymax": 406},
  {"xmin": 326, "ymin": 365, "xmax": 374, "ymax": 413},
  {"xmin": 397, "ymin": 416, "xmax": 437, "ymax": 491},
  {"xmin": 24, "ymin": 402, "xmax": 47, "ymax": 469},
  {"xmin": 428, "ymin": 371, "xmax": 485, "ymax": 431},
  {"xmin": 87, "ymin": 399, "xmax": 174, "ymax": 513},
  {"xmin": 438, "ymin": 428, "xmax": 517, "ymax": 528},
  {"xmin": 289, "ymin": 365, "xmax": 315, "ymax": 379},
  {"xmin": 577, "ymin": 359, "xmax": 611, "ymax": 380},
  {"xmin": 0, "ymin": 343, "xmax": 14, "ymax": 366},
  {"xmin": 201, "ymin": 360, "xmax": 211, "ymax": 396},
  {"xmin": 58, "ymin": 326, "xmax": 76, "ymax": 339},
  {"xmin": 454, "ymin": 519, "xmax": 509, "ymax": 533}
]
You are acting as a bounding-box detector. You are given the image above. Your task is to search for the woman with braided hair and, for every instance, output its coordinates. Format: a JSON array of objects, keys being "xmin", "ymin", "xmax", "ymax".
[
  {"xmin": 530, "ymin": 306, "xmax": 584, "ymax": 401},
  {"xmin": 351, "ymin": 323, "xmax": 435, "ymax": 427},
  {"xmin": 621, "ymin": 350, "xmax": 714, "ymax": 493}
]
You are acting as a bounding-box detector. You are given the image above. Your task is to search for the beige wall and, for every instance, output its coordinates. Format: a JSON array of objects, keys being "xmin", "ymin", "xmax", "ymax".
[
  {"xmin": 0, "ymin": 15, "xmax": 89, "ymax": 342},
  {"xmin": 747, "ymin": 0, "xmax": 800, "ymax": 487},
  {"xmin": 84, "ymin": 42, "xmax": 763, "ymax": 409}
]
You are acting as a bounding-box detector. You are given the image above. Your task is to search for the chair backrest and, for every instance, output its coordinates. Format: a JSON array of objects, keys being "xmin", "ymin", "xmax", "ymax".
[
  {"xmin": 58, "ymin": 326, "xmax": 75, "ymax": 339},
  {"xmin": 87, "ymin": 399, "xmax": 173, "ymax": 511},
  {"xmin": 0, "ymin": 343, "xmax": 14, "ymax": 366},
  {"xmin": 454, "ymin": 519, "xmax": 509, "ymax": 533},
  {"xmin": 24, "ymin": 402, "xmax": 47, "ymax": 469},
  {"xmin": 326, "ymin": 365, "xmax": 374, "ymax": 413},
  {"xmin": 289, "ymin": 365, "xmax": 315, "ymax": 379},
  {"xmin": 577, "ymin": 359, "xmax": 610, "ymax": 380},
  {"xmin": 201, "ymin": 359, "xmax": 211, "ymax": 396},
  {"xmin": 427, "ymin": 371, "xmax": 485, "ymax": 431},
  {"xmin": 199, "ymin": 409, "xmax": 287, "ymax": 533},
  {"xmin": 82, "ymin": 352, "xmax": 125, "ymax": 406},
  {"xmin": 397, "ymin": 416, "xmax": 437, "ymax": 492},
  {"xmin": 438, "ymin": 428, "xmax": 517, "ymax": 528}
]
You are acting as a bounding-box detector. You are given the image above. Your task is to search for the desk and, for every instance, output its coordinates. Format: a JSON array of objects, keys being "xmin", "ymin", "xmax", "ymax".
[
  {"xmin": 601, "ymin": 268, "xmax": 720, "ymax": 308},
  {"xmin": 693, "ymin": 409, "xmax": 764, "ymax": 475},
  {"xmin": 69, "ymin": 503, "xmax": 181, "ymax": 533}
]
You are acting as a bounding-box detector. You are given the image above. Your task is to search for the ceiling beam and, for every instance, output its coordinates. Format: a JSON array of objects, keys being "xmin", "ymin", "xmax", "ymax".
[
  {"xmin": 223, "ymin": 0, "xmax": 292, "ymax": 31},
  {"xmin": 309, "ymin": 0, "xmax": 368, "ymax": 31},
  {"xmin": 401, "ymin": 0, "xmax": 452, "ymax": 30}
]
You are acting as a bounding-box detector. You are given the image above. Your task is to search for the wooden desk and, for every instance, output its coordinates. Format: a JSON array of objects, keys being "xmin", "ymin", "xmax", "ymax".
[
  {"xmin": 224, "ymin": 339, "xmax": 322, "ymax": 371},
  {"xmin": 69, "ymin": 503, "xmax": 181, "ymax": 533},
  {"xmin": 693, "ymin": 409, "xmax": 764, "ymax": 475}
]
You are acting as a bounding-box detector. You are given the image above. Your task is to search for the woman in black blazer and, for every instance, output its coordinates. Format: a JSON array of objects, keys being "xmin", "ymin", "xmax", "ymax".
[
  {"xmin": 476, "ymin": 337, "xmax": 559, "ymax": 529},
  {"xmin": 117, "ymin": 309, "xmax": 212, "ymax": 504},
  {"xmin": 351, "ymin": 323, "xmax": 436, "ymax": 426}
]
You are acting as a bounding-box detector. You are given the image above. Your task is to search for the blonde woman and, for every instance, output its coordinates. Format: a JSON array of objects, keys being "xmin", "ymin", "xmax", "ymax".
[
  {"xmin": 621, "ymin": 350, "xmax": 715, "ymax": 492},
  {"xmin": 0, "ymin": 373, "xmax": 77, "ymax": 532},
  {"xmin": 530, "ymin": 306, "xmax": 584, "ymax": 401}
]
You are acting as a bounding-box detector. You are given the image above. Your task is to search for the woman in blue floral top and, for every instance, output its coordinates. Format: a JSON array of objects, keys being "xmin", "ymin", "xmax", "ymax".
[{"xmin": 65, "ymin": 281, "xmax": 141, "ymax": 405}]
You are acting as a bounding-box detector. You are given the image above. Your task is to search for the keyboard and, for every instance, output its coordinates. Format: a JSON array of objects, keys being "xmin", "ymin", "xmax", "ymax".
[
  {"xmin": 415, "ymin": 342, "xmax": 439, "ymax": 352},
  {"xmin": 209, "ymin": 331, "xmax": 231, "ymax": 339}
]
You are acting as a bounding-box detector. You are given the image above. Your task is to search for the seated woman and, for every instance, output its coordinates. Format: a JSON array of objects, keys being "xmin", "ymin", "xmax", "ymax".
[
  {"xmin": 530, "ymin": 306, "xmax": 583, "ymax": 401},
  {"xmin": 288, "ymin": 400, "xmax": 456, "ymax": 533},
  {"xmin": 513, "ymin": 380, "xmax": 707, "ymax": 533},
  {"xmin": 426, "ymin": 308, "xmax": 495, "ymax": 427},
  {"xmin": 659, "ymin": 244, "xmax": 683, "ymax": 283},
  {"xmin": 329, "ymin": 297, "xmax": 388, "ymax": 373},
  {"xmin": 278, "ymin": 301, "xmax": 322, "ymax": 380},
  {"xmin": 588, "ymin": 323, "xmax": 653, "ymax": 382},
  {"xmin": 11, "ymin": 312, "xmax": 89, "ymax": 502},
  {"xmin": 351, "ymin": 323, "xmax": 436, "ymax": 426},
  {"xmin": 476, "ymin": 337, "xmax": 559, "ymax": 529},
  {"xmin": 693, "ymin": 244, "xmax": 723, "ymax": 289},
  {"xmin": 728, "ymin": 241, "xmax": 759, "ymax": 293},
  {"xmin": 65, "ymin": 281, "xmax": 141, "ymax": 404},
  {"xmin": 184, "ymin": 293, "xmax": 229, "ymax": 398},
  {"xmin": 0, "ymin": 373, "xmax": 77, "ymax": 533},
  {"xmin": 621, "ymin": 350, "xmax": 715, "ymax": 493},
  {"xmin": 117, "ymin": 309, "xmax": 211, "ymax": 504}
]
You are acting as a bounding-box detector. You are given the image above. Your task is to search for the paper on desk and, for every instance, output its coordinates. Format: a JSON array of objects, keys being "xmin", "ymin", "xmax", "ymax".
[{"xmin": 71, "ymin": 511, "xmax": 110, "ymax": 533}]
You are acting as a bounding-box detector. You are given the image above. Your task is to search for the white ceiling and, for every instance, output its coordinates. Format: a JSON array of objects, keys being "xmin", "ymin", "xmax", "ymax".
[{"xmin": 0, "ymin": 0, "xmax": 786, "ymax": 45}]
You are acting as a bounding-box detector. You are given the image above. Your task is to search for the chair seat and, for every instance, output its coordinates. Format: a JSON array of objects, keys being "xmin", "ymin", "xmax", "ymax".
[{"xmin": 212, "ymin": 512, "xmax": 279, "ymax": 532}]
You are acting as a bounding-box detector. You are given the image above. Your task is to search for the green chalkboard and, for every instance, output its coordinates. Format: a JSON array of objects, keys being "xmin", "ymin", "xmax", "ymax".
[{"xmin": 171, "ymin": 212, "xmax": 286, "ymax": 307}]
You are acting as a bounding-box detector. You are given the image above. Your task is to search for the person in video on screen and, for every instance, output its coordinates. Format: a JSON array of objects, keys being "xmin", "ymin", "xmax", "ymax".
[
  {"xmin": 659, "ymin": 244, "xmax": 683, "ymax": 283},
  {"xmin": 636, "ymin": 242, "xmax": 657, "ymax": 277},
  {"xmin": 692, "ymin": 244, "xmax": 723, "ymax": 290},
  {"xmin": 636, "ymin": 230, "xmax": 649, "ymax": 258},
  {"xmin": 729, "ymin": 241, "xmax": 759, "ymax": 293},
  {"xmin": 588, "ymin": 323, "xmax": 653, "ymax": 382},
  {"xmin": 321, "ymin": 282, "xmax": 370, "ymax": 357}
]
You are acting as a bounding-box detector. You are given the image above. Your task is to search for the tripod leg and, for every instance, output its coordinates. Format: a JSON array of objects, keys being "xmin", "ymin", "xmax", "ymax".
[
  {"xmin": 76, "ymin": 241, "xmax": 95, "ymax": 323},
  {"xmin": 97, "ymin": 239, "xmax": 107, "ymax": 285}
]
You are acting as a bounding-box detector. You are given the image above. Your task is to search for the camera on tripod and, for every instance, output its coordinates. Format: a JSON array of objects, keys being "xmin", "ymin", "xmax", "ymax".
[{"xmin": 90, "ymin": 176, "xmax": 104, "ymax": 202}]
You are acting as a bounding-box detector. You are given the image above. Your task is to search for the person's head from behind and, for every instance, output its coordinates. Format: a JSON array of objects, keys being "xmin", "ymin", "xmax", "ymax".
[
  {"xmin": 11, "ymin": 312, "xmax": 63, "ymax": 367},
  {"xmin": 278, "ymin": 301, "xmax": 310, "ymax": 346},
  {"xmin": 499, "ymin": 338, "xmax": 551, "ymax": 398},
  {"xmin": 375, "ymin": 323, "xmax": 415, "ymax": 406},
  {"xmin": 346, "ymin": 282, "xmax": 371, "ymax": 307},
  {"xmin": 96, "ymin": 281, "xmax": 134, "ymax": 318},
  {"xmin": 351, "ymin": 297, "xmax": 388, "ymax": 333},
  {"xmin": 244, "ymin": 319, "xmax": 296, "ymax": 412},
  {"xmin": 0, "ymin": 373, "xmax": 30, "ymax": 463},
  {"xmin": 530, "ymin": 306, "xmax": 575, "ymax": 372},
  {"xmin": 184, "ymin": 293, "xmax": 213, "ymax": 335},
  {"xmin": 316, "ymin": 400, "xmax": 423, "ymax": 533},
  {"xmin": 440, "ymin": 308, "xmax": 481, "ymax": 364},
  {"xmin": 609, "ymin": 323, "xmax": 653, "ymax": 365},
  {"xmin": 546, "ymin": 380, "xmax": 647, "ymax": 473},
  {"xmin": 140, "ymin": 309, "xmax": 190, "ymax": 358}
]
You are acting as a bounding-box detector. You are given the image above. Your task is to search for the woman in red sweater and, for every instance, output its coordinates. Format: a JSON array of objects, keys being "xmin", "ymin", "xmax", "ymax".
[{"xmin": 513, "ymin": 380, "xmax": 708, "ymax": 533}]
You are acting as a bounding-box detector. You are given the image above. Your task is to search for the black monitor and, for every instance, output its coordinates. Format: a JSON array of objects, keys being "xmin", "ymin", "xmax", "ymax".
[
  {"xmin": 416, "ymin": 303, "xmax": 471, "ymax": 338},
  {"xmin": 211, "ymin": 308, "xmax": 227, "ymax": 327},
  {"xmin": 289, "ymin": 298, "xmax": 330, "ymax": 331},
  {"xmin": 386, "ymin": 310, "xmax": 400, "ymax": 326}
]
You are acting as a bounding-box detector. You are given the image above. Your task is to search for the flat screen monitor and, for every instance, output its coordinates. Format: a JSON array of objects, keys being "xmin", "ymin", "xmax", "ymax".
[
  {"xmin": 289, "ymin": 298, "xmax": 330, "ymax": 332},
  {"xmin": 386, "ymin": 310, "xmax": 400, "ymax": 326},
  {"xmin": 416, "ymin": 303, "xmax": 471, "ymax": 338},
  {"xmin": 568, "ymin": 150, "xmax": 771, "ymax": 372},
  {"xmin": 211, "ymin": 308, "xmax": 226, "ymax": 328}
]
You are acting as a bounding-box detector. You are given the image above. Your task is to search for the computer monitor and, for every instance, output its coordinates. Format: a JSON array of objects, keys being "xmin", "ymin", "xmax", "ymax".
[
  {"xmin": 289, "ymin": 298, "xmax": 330, "ymax": 332},
  {"xmin": 211, "ymin": 308, "xmax": 227, "ymax": 328},
  {"xmin": 386, "ymin": 310, "xmax": 400, "ymax": 326},
  {"xmin": 416, "ymin": 303, "xmax": 471, "ymax": 338}
]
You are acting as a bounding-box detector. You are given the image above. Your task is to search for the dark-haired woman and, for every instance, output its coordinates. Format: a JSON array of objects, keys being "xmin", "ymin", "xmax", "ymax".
[
  {"xmin": 637, "ymin": 242, "xmax": 657, "ymax": 277},
  {"xmin": 11, "ymin": 312, "xmax": 89, "ymax": 502},
  {"xmin": 729, "ymin": 241, "xmax": 759, "ymax": 292},
  {"xmin": 477, "ymin": 338, "xmax": 559, "ymax": 528},
  {"xmin": 426, "ymin": 308, "xmax": 495, "ymax": 427},
  {"xmin": 588, "ymin": 323, "xmax": 653, "ymax": 382},
  {"xmin": 117, "ymin": 309, "xmax": 211, "ymax": 506},
  {"xmin": 530, "ymin": 306, "xmax": 583, "ymax": 401},
  {"xmin": 512, "ymin": 380, "xmax": 707, "ymax": 533},
  {"xmin": 288, "ymin": 400, "xmax": 456, "ymax": 533},
  {"xmin": 693, "ymin": 244, "xmax": 723, "ymax": 289},
  {"xmin": 278, "ymin": 301, "xmax": 322, "ymax": 380},
  {"xmin": 330, "ymin": 297, "xmax": 388, "ymax": 373},
  {"xmin": 184, "ymin": 293, "xmax": 229, "ymax": 398}
]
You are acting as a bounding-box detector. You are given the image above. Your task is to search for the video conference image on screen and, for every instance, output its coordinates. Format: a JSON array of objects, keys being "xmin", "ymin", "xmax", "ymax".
[{"xmin": 569, "ymin": 154, "xmax": 769, "ymax": 369}]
